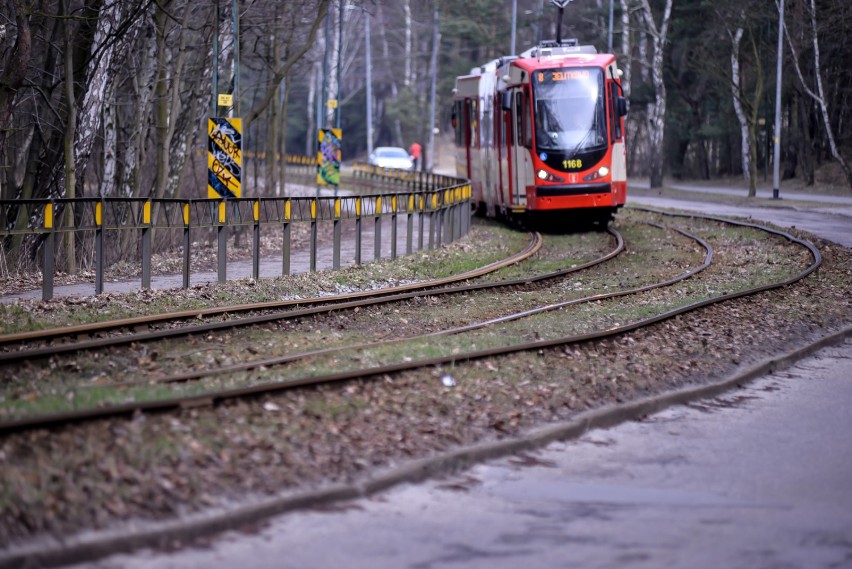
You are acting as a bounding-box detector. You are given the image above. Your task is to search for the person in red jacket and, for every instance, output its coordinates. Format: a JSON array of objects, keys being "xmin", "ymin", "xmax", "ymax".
[{"xmin": 408, "ymin": 141, "xmax": 422, "ymax": 171}]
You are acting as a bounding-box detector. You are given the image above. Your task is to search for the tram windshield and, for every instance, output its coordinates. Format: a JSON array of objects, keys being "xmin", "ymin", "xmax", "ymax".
[{"xmin": 532, "ymin": 67, "xmax": 607, "ymax": 156}]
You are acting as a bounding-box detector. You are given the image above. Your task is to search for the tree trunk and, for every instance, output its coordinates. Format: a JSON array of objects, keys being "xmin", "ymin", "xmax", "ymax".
[
  {"xmin": 640, "ymin": 0, "xmax": 673, "ymax": 189},
  {"xmin": 62, "ymin": 0, "xmax": 77, "ymax": 274},
  {"xmin": 99, "ymin": 83, "xmax": 118, "ymax": 197},
  {"xmin": 278, "ymin": 79, "xmax": 291, "ymax": 194},
  {"xmin": 0, "ymin": 1, "xmax": 32, "ymax": 201},
  {"xmin": 783, "ymin": 0, "xmax": 852, "ymax": 190},
  {"xmin": 619, "ymin": 0, "xmax": 631, "ymax": 99},
  {"xmin": 73, "ymin": 0, "xmax": 140, "ymax": 198},
  {"xmin": 729, "ymin": 25, "xmax": 753, "ymax": 193},
  {"xmin": 403, "ymin": 0, "xmax": 412, "ymax": 88}
]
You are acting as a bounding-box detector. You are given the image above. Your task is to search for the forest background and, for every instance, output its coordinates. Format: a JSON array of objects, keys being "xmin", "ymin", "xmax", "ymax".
[{"xmin": 0, "ymin": 0, "xmax": 850, "ymax": 274}]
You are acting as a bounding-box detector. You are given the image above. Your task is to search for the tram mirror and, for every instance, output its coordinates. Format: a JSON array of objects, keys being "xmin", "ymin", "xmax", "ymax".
[
  {"xmin": 617, "ymin": 96, "xmax": 628, "ymax": 117},
  {"xmin": 501, "ymin": 91, "xmax": 513, "ymax": 112}
]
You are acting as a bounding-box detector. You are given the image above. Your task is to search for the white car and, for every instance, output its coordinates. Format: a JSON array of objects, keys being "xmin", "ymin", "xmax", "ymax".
[{"xmin": 368, "ymin": 146, "xmax": 414, "ymax": 171}]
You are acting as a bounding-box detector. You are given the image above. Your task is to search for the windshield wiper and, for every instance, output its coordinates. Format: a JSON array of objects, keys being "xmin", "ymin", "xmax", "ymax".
[{"xmin": 565, "ymin": 127, "xmax": 593, "ymax": 159}]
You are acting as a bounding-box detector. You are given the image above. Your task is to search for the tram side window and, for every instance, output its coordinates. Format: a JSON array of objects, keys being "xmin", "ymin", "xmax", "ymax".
[
  {"xmin": 515, "ymin": 90, "xmax": 532, "ymax": 148},
  {"xmin": 471, "ymin": 99, "xmax": 479, "ymax": 147},
  {"xmin": 515, "ymin": 92, "xmax": 530, "ymax": 148},
  {"xmin": 453, "ymin": 101, "xmax": 463, "ymax": 146},
  {"xmin": 609, "ymin": 83, "xmax": 623, "ymax": 141},
  {"xmin": 464, "ymin": 100, "xmax": 472, "ymax": 147}
]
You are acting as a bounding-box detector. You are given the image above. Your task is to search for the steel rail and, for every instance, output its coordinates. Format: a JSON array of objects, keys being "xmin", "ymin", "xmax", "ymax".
[
  {"xmin": 0, "ymin": 210, "xmax": 820, "ymax": 433},
  {"xmin": 0, "ymin": 222, "xmax": 671, "ymax": 431},
  {"xmin": 0, "ymin": 231, "xmax": 544, "ymax": 347},
  {"xmin": 86, "ymin": 224, "xmax": 704, "ymax": 390},
  {"xmin": 0, "ymin": 228, "xmax": 621, "ymax": 364}
]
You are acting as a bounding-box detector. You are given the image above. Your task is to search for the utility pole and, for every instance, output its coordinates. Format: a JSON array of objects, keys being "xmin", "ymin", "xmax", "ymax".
[
  {"xmin": 321, "ymin": 13, "xmax": 330, "ymax": 129},
  {"xmin": 426, "ymin": 6, "xmax": 440, "ymax": 172},
  {"xmin": 365, "ymin": 11, "xmax": 373, "ymax": 156},
  {"xmin": 213, "ymin": 0, "xmax": 219, "ymax": 115},
  {"xmin": 335, "ymin": 0, "xmax": 343, "ymax": 129},
  {"xmin": 772, "ymin": 0, "xmax": 784, "ymax": 199},
  {"xmin": 232, "ymin": 0, "xmax": 239, "ymax": 116},
  {"xmin": 511, "ymin": 0, "xmax": 517, "ymax": 54}
]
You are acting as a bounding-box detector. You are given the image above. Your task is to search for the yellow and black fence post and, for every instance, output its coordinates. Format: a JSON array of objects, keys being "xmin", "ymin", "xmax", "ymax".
[
  {"xmin": 418, "ymin": 195, "xmax": 425, "ymax": 251},
  {"xmin": 95, "ymin": 199, "xmax": 104, "ymax": 295},
  {"xmin": 252, "ymin": 199, "xmax": 261, "ymax": 281},
  {"xmin": 390, "ymin": 195, "xmax": 398, "ymax": 260},
  {"xmin": 217, "ymin": 200, "xmax": 227, "ymax": 283},
  {"xmin": 333, "ymin": 197, "xmax": 341, "ymax": 270},
  {"xmin": 374, "ymin": 195, "xmax": 382, "ymax": 261},
  {"xmin": 182, "ymin": 202, "xmax": 191, "ymax": 288},
  {"xmin": 142, "ymin": 198, "xmax": 152, "ymax": 289},
  {"xmin": 428, "ymin": 193, "xmax": 437, "ymax": 250},
  {"xmin": 282, "ymin": 199, "xmax": 291, "ymax": 276},
  {"xmin": 310, "ymin": 198, "xmax": 318, "ymax": 272},
  {"xmin": 43, "ymin": 202, "xmax": 55, "ymax": 301},
  {"xmin": 406, "ymin": 194, "xmax": 414, "ymax": 255},
  {"xmin": 355, "ymin": 197, "xmax": 362, "ymax": 265}
]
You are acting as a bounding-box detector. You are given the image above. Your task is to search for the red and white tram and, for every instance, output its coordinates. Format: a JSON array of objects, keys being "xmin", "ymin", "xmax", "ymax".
[{"xmin": 452, "ymin": 39, "xmax": 628, "ymax": 225}]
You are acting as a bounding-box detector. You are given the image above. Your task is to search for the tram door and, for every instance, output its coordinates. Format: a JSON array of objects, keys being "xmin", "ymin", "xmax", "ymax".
[
  {"xmin": 511, "ymin": 89, "xmax": 529, "ymax": 208},
  {"xmin": 501, "ymin": 93, "xmax": 513, "ymax": 212}
]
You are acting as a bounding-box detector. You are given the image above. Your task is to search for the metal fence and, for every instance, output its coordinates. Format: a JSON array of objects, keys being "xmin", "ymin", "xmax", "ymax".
[{"xmin": 0, "ymin": 164, "xmax": 472, "ymax": 300}]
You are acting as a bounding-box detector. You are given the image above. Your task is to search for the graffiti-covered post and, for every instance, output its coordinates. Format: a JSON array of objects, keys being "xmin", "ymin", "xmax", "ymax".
[
  {"xmin": 208, "ymin": 117, "xmax": 242, "ymax": 283},
  {"xmin": 317, "ymin": 127, "xmax": 341, "ymax": 195}
]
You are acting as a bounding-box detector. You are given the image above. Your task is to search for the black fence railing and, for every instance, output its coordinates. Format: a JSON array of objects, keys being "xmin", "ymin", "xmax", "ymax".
[{"xmin": 0, "ymin": 164, "xmax": 472, "ymax": 300}]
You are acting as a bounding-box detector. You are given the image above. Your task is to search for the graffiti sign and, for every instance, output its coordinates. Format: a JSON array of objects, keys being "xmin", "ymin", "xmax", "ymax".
[
  {"xmin": 208, "ymin": 117, "xmax": 242, "ymax": 198},
  {"xmin": 316, "ymin": 128, "xmax": 342, "ymax": 186}
]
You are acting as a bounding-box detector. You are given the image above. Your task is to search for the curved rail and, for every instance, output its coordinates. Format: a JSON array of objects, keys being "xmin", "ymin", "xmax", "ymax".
[
  {"xmin": 0, "ymin": 229, "xmax": 622, "ymax": 364},
  {"xmin": 0, "ymin": 211, "xmax": 820, "ymax": 433},
  {"xmin": 85, "ymin": 224, "xmax": 706, "ymax": 390},
  {"xmin": 0, "ymin": 221, "xmax": 701, "ymax": 431}
]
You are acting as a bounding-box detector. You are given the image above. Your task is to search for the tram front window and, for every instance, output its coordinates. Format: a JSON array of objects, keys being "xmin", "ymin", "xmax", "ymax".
[{"xmin": 533, "ymin": 68, "xmax": 606, "ymax": 156}]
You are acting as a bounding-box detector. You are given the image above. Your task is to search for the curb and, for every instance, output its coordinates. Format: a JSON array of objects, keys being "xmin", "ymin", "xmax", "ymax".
[{"xmin": 3, "ymin": 324, "xmax": 851, "ymax": 569}]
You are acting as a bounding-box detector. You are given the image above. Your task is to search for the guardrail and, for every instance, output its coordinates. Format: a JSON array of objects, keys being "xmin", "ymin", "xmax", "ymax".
[{"xmin": 0, "ymin": 166, "xmax": 472, "ymax": 300}]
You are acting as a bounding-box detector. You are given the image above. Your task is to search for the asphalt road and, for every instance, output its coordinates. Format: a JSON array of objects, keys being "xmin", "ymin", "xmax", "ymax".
[{"xmin": 70, "ymin": 190, "xmax": 852, "ymax": 569}]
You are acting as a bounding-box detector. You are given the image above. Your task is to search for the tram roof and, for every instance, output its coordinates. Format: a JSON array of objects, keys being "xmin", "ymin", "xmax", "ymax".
[{"xmin": 509, "ymin": 51, "xmax": 616, "ymax": 72}]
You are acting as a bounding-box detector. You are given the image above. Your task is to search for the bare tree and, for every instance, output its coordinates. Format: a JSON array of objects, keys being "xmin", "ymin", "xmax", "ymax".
[
  {"xmin": 782, "ymin": 0, "xmax": 852, "ymax": 189},
  {"xmin": 639, "ymin": 0, "xmax": 673, "ymax": 188}
]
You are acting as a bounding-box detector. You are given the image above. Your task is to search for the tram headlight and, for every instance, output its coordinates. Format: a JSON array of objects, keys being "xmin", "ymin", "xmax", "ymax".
[
  {"xmin": 536, "ymin": 169, "xmax": 564, "ymax": 183},
  {"xmin": 583, "ymin": 166, "xmax": 610, "ymax": 181}
]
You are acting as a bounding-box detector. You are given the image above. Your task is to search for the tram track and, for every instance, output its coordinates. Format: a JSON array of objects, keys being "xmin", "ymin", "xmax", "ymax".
[
  {"xmin": 0, "ymin": 230, "xmax": 549, "ymax": 360},
  {"xmin": 0, "ymin": 209, "xmax": 819, "ymax": 433}
]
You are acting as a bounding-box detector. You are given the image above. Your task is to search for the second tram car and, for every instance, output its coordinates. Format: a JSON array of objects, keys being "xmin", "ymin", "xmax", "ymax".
[{"xmin": 452, "ymin": 39, "xmax": 628, "ymax": 226}]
